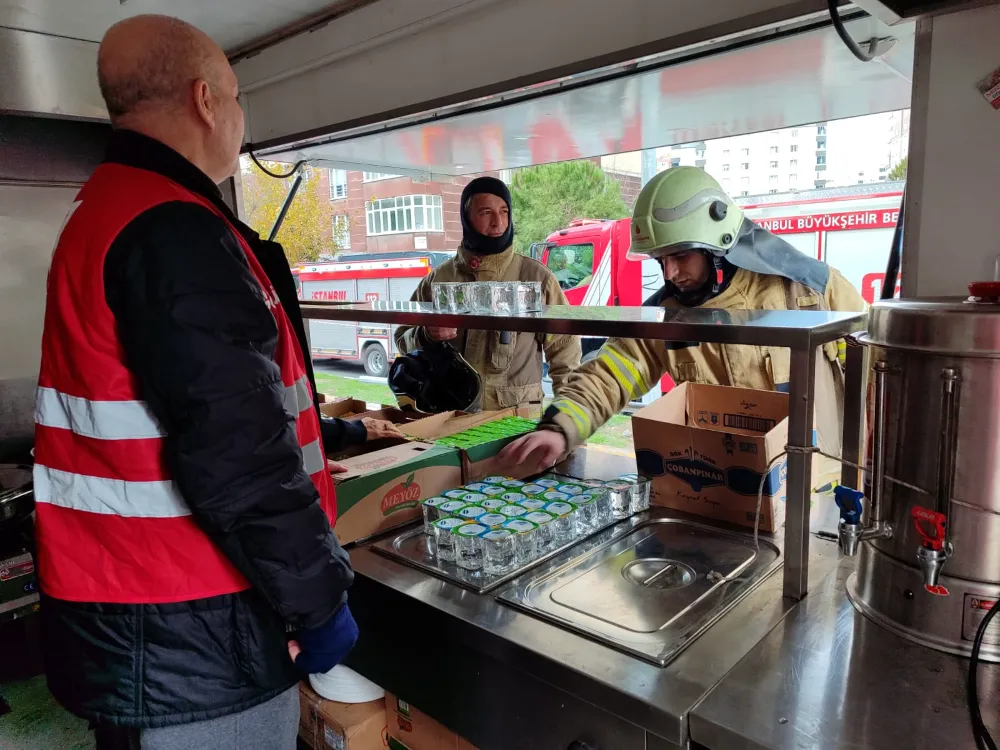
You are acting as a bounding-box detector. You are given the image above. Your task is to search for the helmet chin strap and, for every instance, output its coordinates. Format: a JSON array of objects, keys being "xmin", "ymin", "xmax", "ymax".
[{"xmin": 658, "ymin": 252, "xmax": 724, "ymax": 307}]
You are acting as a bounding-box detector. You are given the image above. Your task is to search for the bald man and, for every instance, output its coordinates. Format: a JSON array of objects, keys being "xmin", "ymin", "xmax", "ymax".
[{"xmin": 33, "ymin": 15, "xmax": 357, "ymax": 749}]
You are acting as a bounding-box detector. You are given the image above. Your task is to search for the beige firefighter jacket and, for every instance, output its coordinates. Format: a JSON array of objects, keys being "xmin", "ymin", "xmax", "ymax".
[
  {"xmin": 545, "ymin": 266, "xmax": 866, "ymax": 462},
  {"xmin": 394, "ymin": 245, "xmax": 581, "ymax": 411}
]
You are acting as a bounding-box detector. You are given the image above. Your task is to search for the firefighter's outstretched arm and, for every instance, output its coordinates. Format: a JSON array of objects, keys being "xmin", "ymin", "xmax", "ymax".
[{"xmin": 503, "ymin": 336, "xmax": 681, "ymax": 471}]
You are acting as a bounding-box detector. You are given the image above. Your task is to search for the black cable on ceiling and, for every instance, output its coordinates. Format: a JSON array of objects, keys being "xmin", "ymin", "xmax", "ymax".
[
  {"xmin": 828, "ymin": 0, "xmax": 876, "ymax": 62},
  {"xmin": 248, "ymin": 149, "xmax": 307, "ymax": 179}
]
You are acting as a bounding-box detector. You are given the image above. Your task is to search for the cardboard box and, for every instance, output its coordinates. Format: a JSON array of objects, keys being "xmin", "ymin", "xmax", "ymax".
[
  {"xmin": 321, "ymin": 401, "xmax": 425, "ymax": 461},
  {"xmin": 332, "ymin": 442, "xmax": 462, "ymax": 545},
  {"xmin": 321, "ymin": 399, "xmax": 417, "ymax": 425},
  {"xmin": 320, "ymin": 398, "xmax": 379, "ymax": 419},
  {"xmin": 385, "ymin": 692, "xmax": 479, "ymax": 750},
  {"xmin": 298, "ymin": 682, "xmax": 386, "ymax": 750},
  {"xmin": 631, "ymin": 383, "xmax": 789, "ymax": 532},
  {"xmin": 401, "ymin": 406, "xmax": 541, "ymax": 482}
]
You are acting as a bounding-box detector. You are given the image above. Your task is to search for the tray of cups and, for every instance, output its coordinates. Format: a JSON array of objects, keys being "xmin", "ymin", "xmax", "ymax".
[{"xmin": 369, "ymin": 472, "xmax": 652, "ymax": 594}]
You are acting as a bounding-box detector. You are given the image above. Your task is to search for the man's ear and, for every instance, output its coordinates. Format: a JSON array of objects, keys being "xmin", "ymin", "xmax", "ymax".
[{"xmin": 192, "ymin": 79, "xmax": 215, "ymax": 129}]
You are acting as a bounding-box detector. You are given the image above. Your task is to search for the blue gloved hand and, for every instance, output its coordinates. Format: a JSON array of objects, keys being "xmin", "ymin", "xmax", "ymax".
[{"xmin": 290, "ymin": 604, "xmax": 359, "ymax": 676}]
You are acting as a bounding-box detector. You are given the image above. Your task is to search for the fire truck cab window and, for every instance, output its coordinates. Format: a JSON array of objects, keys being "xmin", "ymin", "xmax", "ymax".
[{"xmin": 546, "ymin": 243, "xmax": 594, "ymax": 290}]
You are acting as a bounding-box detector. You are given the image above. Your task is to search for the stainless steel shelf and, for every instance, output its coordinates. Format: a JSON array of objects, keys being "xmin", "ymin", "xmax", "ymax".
[
  {"xmin": 304, "ymin": 300, "xmax": 868, "ymax": 602},
  {"xmin": 300, "ymin": 301, "xmax": 865, "ymax": 348}
]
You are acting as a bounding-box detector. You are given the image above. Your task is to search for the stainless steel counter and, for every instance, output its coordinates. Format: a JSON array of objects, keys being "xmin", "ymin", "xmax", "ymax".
[
  {"xmin": 690, "ymin": 556, "xmax": 1000, "ymax": 750},
  {"xmin": 344, "ymin": 446, "xmax": 847, "ymax": 749}
]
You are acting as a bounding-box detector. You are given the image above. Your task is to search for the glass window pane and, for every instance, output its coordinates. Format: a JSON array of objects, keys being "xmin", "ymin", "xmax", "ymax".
[
  {"xmin": 414, "ymin": 196, "xmax": 423, "ymax": 207},
  {"xmin": 405, "ymin": 209, "xmax": 412, "ymax": 231},
  {"xmin": 545, "ymin": 243, "xmax": 595, "ymax": 290},
  {"xmin": 374, "ymin": 212, "xmax": 382, "ymax": 234},
  {"xmin": 415, "ymin": 207, "xmax": 425, "ymax": 230},
  {"xmin": 403, "ymin": 196, "xmax": 411, "ymax": 207}
]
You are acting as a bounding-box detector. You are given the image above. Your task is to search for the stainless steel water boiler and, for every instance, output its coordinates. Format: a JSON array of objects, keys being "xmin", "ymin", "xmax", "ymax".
[{"xmin": 842, "ymin": 287, "xmax": 1000, "ymax": 661}]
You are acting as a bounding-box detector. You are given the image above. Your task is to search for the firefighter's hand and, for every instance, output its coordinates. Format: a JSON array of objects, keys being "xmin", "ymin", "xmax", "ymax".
[
  {"xmin": 327, "ymin": 459, "xmax": 349, "ymax": 473},
  {"xmin": 500, "ymin": 430, "xmax": 567, "ymax": 472},
  {"xmin": 426, "ymin": 327, "xmax": 458, "ymax": 341},
  {"xmin": 362, "ymin": 417, "xmax": 403, "ymax": 441}
]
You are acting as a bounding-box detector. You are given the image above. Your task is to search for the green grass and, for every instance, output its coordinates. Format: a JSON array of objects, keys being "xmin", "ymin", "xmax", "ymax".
[
  {"xmin": 314, "ymin": 373, "xmax": 396, "ymax": 406},
  {"xmin": 314, "ymin": 374, "xmax": 636, "ymax": 450},
  {"xmin": 587, "ymin": 413, "xmax": 634, "ymax": 452}
]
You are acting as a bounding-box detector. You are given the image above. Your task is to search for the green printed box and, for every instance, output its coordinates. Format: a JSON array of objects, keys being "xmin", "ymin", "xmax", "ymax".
[
  {"xmin": 401, "ymin": 407, "xmax": 541, "ymax": 483},
  {"xmin": 331, "ymin": 442, "xmax": 461, "ymax": 545}
]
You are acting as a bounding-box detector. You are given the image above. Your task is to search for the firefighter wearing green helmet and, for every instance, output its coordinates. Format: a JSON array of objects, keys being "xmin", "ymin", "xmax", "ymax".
[{"xmin": 501, "ymin": 166, "xmax": 866, "ymax": 472}]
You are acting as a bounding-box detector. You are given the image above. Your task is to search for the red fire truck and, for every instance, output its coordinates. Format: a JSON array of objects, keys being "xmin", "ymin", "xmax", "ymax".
[
  {"xmin": 297, "ymin": 253, "xmax": 450, "ymax": 376},
  {"xmin": 534, "ymin": 182, "xmax": 903, "ymax": 358}
]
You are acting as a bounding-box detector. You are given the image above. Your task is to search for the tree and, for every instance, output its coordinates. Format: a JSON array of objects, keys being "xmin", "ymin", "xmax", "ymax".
[
  {"xmin": 888, "ymin": 157, "xmax": 907, "ymax": 181},
  {"xmin": 510, "ymin": 161, "xmax": 630, "ymax": 255},
  {"xmin": 241, "ymin": 159, "xmax": 343, "ymax": 266}
]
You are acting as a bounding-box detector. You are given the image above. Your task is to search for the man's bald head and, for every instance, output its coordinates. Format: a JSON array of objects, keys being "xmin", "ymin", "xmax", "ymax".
[
  {"xmin": 98, "ymin": 15, "xmax": 224, "ymax": 121},
  {"xmin": 97, "ymin": 15, "xmax": 245, "ymax": 184}
]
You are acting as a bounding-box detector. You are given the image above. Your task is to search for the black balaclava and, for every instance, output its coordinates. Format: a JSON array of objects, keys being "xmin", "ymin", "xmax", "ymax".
[{"xmin": 460, "ymin": 176, "xmax": 514, "ymax": 256}]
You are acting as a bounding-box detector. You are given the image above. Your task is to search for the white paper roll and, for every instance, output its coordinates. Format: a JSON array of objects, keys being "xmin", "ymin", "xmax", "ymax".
[{"xmin": 308, "ymin": 664, "xmax": 385, "ymax": 703}]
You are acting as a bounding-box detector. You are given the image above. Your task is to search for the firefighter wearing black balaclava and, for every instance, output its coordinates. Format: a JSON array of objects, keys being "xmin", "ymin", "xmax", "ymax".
[
  {"xmin": 394, "ymin": 176, "xmax": 580, "ymax": 411},
  {"xmin": 501, "ymin": 166, "xmax": 867, "ymax": 471}
]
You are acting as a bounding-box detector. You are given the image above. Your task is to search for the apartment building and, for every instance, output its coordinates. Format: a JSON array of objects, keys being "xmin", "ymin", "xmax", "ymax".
[
  {"xmin": 657, "ymin": 110, "xmax": 909, "ymax": 196},
  {"xmin": 315, "ymin": 169, "xmax": 475, "ymax": 258}
]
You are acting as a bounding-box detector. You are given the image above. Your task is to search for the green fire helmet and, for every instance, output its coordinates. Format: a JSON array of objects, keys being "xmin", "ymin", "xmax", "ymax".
[{"xmin": 626, "ymin": 167, "xmax": 745, "ymax": 261}]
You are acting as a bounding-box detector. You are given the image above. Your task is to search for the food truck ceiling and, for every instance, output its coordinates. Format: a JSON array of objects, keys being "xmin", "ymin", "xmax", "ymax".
[
  {"xmin": 255, "ymin": 11, "xmax": 913, "ymax": 177},
  {"xmin": 0, "ymin": 0, "xmax": 370, "ymax": 122},
  {"xmin": 0, "ymin": 0, "xmax": 367, "ymax": 53}
]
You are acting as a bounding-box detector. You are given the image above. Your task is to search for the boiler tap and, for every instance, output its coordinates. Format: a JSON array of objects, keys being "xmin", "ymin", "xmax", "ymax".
[
  {"xmin": 912, "ymin": 506, "xmax": 949, "ymax": 588},
  {"xmin": 835, "ymin": 485, "xmax": 892, "ymax": 556}
]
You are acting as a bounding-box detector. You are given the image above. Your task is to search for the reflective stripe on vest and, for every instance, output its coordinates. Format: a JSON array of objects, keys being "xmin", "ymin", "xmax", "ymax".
[{"xmin": 33, "ymin": 163, "xmax": 336, "ymax": 604}]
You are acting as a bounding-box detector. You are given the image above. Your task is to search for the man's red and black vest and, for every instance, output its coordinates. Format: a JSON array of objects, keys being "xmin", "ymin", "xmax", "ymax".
[{"xmin": 33, "ymin": 163, "xmax": 337, "ymax": 605}]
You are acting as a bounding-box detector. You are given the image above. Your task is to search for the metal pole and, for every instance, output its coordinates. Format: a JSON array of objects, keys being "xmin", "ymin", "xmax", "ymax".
[
  {"xmin": 641, "ymin": 149, "xmax": 657, "ymax": 187},
  {"xmin": 267, "ymin": 171, "xmax": 304, "ymax": 242},
  {"xmin": 783, "ymin": 346, "xmax": 817, "ymax": 601},
  {"xmin": 840, "ymin": 339, "xmax": 866, "ymax": 490}
]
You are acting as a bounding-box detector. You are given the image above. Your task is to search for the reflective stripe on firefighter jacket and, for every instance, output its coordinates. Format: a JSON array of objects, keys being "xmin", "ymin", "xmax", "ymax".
[
  {"xmin": 545, "ymin": 266, "xmax": 866, "ymax": 460},
  {"xmin": 33, "ymin": 163, "xmax": 337, "ymax": 605},
  {"xmin": 394, "ymin": 245, "xmax": 581, "ymax": 410}
]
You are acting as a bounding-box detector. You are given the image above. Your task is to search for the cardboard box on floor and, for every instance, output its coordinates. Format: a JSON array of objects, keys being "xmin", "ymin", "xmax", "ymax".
[
  {"xmin": 298, "ymin": 682, "xmax": 386, "ymax": 750},
  {"xmin": 385, "ymin": 692, "xmax": 479, "ymax": 750},
  {"xmin": 632, "ymin": 383, "xmax": 790, "ymax": 533},
  {"xmin": 401, "ymin": 406, "xmax": 541, "ymax": 483},
  {"xmin": 331, "ymin": 441, "xmax": 462, "ymax": 545}
]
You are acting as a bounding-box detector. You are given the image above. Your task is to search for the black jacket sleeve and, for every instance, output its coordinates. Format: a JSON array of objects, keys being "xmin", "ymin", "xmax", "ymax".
[
  {"xmin": 321, "ymin": 416, "xmax": 367, "ymax": 449},
  {"xmin": 104, "ymin": 201, "xmax": 353, "ymax": 630}
]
